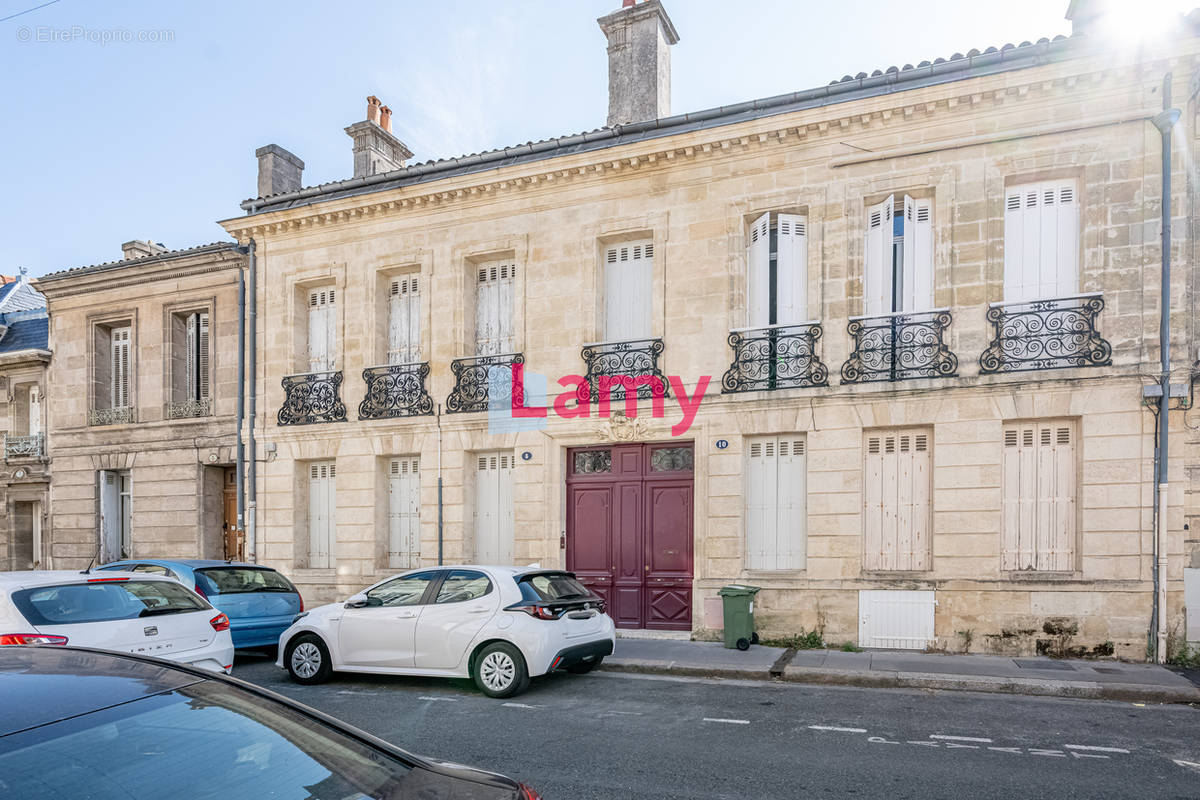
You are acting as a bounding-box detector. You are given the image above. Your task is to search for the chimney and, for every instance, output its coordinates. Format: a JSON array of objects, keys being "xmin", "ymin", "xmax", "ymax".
[
  {"xmin": 255, "ymin": 144, "xmax": 305, "ymax": 198},
  {"xmin": 1065, "ymin": 0, "xmax": 1110, "ymax": 35},
  {"xmin": 121, "ymin": 240, "xmax": 168, "ymax": 260},
  {"xmin": 597, "ymin": 0, "xmax": 679, "ymax": 127},
  {"xmin": 345, "ymin": 95, "xmax": 413, "ymax": 178}
]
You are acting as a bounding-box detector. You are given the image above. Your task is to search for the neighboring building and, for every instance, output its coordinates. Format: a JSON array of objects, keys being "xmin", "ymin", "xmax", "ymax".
[
  {"xmin": 0, "ymin": 272, "xmax": 51, "ymax": 570},
  {"xmin": 38, "ymin": 241, "xmax": 247, "ymax": 568},
  {"xmin": 217, "ymin": 0, "xmax": 1200, "ymax": 657}
]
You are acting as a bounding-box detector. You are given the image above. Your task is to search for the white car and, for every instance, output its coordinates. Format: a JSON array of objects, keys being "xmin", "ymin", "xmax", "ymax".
[
  {"xmin": 0, "ymin": 570, "xmax": 234, "ymax": 673},
  {"xmin": 276, "ymin": 566, "xmax": 615, "ymax": 698}
]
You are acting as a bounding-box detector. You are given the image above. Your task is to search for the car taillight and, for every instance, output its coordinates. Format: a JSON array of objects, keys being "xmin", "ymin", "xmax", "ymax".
[
  {"xmin": 518, "ymin": 784, "xmax": 543, "ymax": 800},
  {"xmin": 210, "ymin": 613, "xmax": 230, "ymax": 632},
  {"xmin": 512, "ymin": 605, "xmax": 563, "ymax": 621},
  {"xmin": 298, "ymin": 595, "xmax": 304, "ymax": 613},
  {"xmin": 1, "ymin": 633, "xmax": 68, "ymax": 646}
]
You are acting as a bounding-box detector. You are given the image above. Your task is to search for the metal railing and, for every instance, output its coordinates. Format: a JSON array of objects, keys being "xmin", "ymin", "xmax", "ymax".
[
  {"xmin": 4, "ymin": 433, "xmax": 43, "ymax": 459},
  {"xmin": 359, "ymin": 362, "xmax": 434, "ymax": 419},
  {"xmin": 841, "ymin": 309, "xmax": 958, "ymax": 383},
  {"xmin": 277, "ymin": 370, "xmax": 347, "ymax": 425},
  {"xmin": 446, "ymin": 353, "xmax": 524, "ymax": 414},
  {"xmin": 721, "ymin": 322, "xmax": 829, "ymax": 393},
  {"xmin": 579, "ymin": 338, "xmax": 668, "ymax": 402},
  {"xmin": 88, "ymin": 406, "xmax": 135, "ymax": 426},
  {"xmin": 979, "ymin": 293, "xmax": 1112, "ymax": 374},
  {"xmin": 165, "ymin": 398, "xmax": 212, "ymax": 419}
]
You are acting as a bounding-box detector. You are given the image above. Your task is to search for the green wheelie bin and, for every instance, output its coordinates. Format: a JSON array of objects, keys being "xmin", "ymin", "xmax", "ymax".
[{"xmin": 717, "ymin": 584, "xmax": 761, "ymax": 650}]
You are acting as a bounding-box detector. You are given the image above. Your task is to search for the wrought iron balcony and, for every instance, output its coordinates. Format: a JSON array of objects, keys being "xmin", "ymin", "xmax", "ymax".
[
  {"xmin": 359, "ymin": 362, "xmax": 434, "ymax": 420},
  {"xmin": 721, "ymin": 323, "xmax": 829, "ymax": 393},
  {"xmin": 841, "ymin": 309, "xmax": 958, "ymax": 383},
  {"xmin": 446, "ymin": 353, "xmax": 524, "ymax": 414},
  {"xmin": 88, "ymin": 406, "xmax": 134, "ymax": 426},
  {"xmin": 979, "ymin": 294, "xmax": 1112, "ymax": 374},
  {"xmin": 579, "ymin": 338, "xmax": 668, "ymax": 402},
  {"xmin": 165, "ymin": 398, "xmax": 212, "ymax": 419},
  {"xmin": 4, "ymin": 433, "xmax": 43, "ymax": 459},
  {"xmin": 277, "ymin": 370, "xmax": 347, "ymax": 425}
]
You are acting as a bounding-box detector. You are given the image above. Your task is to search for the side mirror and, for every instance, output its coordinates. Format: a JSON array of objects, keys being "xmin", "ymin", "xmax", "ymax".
[{"xmin": 344, "ymin": 593, "xmax": 369, "ymax": 609}]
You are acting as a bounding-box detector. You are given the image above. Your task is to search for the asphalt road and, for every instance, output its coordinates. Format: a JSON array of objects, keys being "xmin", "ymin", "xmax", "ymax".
[{"xmin": 233, "ymin": 652, "xmax": 1200, "ymax": 800}]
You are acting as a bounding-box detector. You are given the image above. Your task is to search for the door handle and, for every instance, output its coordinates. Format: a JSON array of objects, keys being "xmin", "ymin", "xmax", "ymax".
[
  {"xmin": 467, "ymin": 607, "xmax": 490, "ymax": 614},
  {"xmin": 395, "ymin": 611, "xmax": 418, "ymax": 619}
]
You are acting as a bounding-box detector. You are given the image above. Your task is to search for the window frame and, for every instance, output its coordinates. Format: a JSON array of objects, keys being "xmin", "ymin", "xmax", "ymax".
[
  {"xmin": 432, "ymin": 569, "xmax": 493, "ymax": 605},
  {"xmin": 366, "ymin": 570, "xmax": 440, "ymax": 607}
]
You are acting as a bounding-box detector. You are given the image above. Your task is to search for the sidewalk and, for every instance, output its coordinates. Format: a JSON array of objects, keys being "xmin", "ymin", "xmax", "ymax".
[{"xmin": 602, "ymin": 638, "xmax": 1200, "ymax": 703}]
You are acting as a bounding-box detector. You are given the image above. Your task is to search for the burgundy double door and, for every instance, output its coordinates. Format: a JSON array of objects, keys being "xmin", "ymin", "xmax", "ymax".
[{"xmin": 566, "ymin": 443, "xmax": 694, "ymax": 630}]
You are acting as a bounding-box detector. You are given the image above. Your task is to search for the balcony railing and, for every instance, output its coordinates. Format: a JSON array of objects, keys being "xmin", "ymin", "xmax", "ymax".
[
  {"xmin": 277, "ymin": 370, "xmax": 347, "ymax": 425},
  {"xmin": 579, "ymin": 338, "xmax": 668, "ymax": 402},
  {"xmin": 721, "ymin": 322, "xmax": 829, "ymax": 393},
  {"xmin": 840, "ymin": 309, "xmax": 958, "ymax": 383},
  {"xmin": 165, "ymin": 398, "xmax": 212, "ymax": 419},
  {"xmin": 88, "ymin": 406, "xmax": 134, "ymax": 426},
  {"xmin": 446, "ymin": 353, "xmax": 524, "ymax": 414},
  {"xmin": 4, "ymin": 433, "xmax": 43, "ymax": 459},
  {"xmin": 979, "ymin": 293, "xmax": 1112, "ymax": 374},
  {"xmin": 359, "ymin": 362, "xmax": 434, "ymax": 420}
]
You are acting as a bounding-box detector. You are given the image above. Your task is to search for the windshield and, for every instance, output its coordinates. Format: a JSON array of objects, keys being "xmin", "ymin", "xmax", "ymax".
[
  {"xmin": 194, "ymin": 568, "xmax": 297, "ymax": 596},
  {"xmin": 0, "ymin": 679, "xmax": 416, "ymax": 799},
  {"xmin": 518, "ymin": 573, "xmax": 594, "ymax": 602},
  {"xmin": 11, "ymin": 581, "xmax": 207, "ymax": 626}
]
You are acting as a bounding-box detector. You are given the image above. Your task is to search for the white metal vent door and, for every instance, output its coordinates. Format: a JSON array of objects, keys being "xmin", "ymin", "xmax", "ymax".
[{"xmin": 858, "ymin": 590, "xmax": 935, "ymax": 650}]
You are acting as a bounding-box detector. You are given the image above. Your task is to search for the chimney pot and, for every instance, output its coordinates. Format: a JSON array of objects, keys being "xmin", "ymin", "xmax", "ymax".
[
  {"xmin": 254, "ymin": 143, "xmax": 305, "ymax": 198},
  {"xmin": 367, "ymin": 95, "xmax": 382, "ymax": 125},
  {"xmin": 380, "ymin": 105, "xmax": 393, "ymax": 133},
  {"xmin": 346, "ymin": 97, "xmax": 412, "ymax": 178},
  {"xmin": 597, "ymin": 0, "xmax": 679, "ymax": 127},
  {"xmin": 121, "ymin": 240, "xmax": 168, "ymax": 261}
]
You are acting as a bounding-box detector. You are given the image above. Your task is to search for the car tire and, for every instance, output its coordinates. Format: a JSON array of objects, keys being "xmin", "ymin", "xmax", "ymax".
[
  {"xmin": 285, "ymin": 634, "xmax": 333, "ymax": 685},
  {"xmin": 566, "ymin": 656, "xmax": 603, "ymax": 674},
  {"xmin": 473, "ymin": 642, "xmax": 530, "ymax": 698}
]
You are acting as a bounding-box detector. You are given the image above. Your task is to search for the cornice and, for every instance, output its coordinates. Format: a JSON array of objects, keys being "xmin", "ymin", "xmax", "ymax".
[{"xmin": 38, "ymin": 255, "xmax": 244, "ymax": 300}]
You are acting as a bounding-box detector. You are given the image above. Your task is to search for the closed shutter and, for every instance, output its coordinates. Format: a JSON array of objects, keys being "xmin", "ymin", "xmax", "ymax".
[
  {"xmin": 1004, "ymin": 181, "xmax": 1078, "ymax": 302},
  {"xmin": 388, "ymin": 276, "xmax": 421, "ymax": 364},
  {"xmin": 476, "ymin": 262, "xmax": 516, "ymax": 355},
  {"xmin": 745, "ymin": 436, "xmax": 806, "ymax": 570},
  {"xmin": 864, "ymin": 197, "xmax": 894, "ymax": 315},
  {"xmin": 910, "ymin": 200, "xmax": 934, "ymax": 311},
  {"xmin": 198, "ymin": 312, "xmax": 210, "ymax": 400},
  {"xmin": 308, "ymin": 462, "xmax": 336, "ymax": 568},
  {"xmin": 747, "ymin": 213, "xmax": 771, "ymax": 327},
  {"xmin": 474, "ymin": 452, "xmax": 514, "ymax": 564},
  {"xmin": 775, "ymin": 215, "xmax": 808, "ymax": 325},
  {"xmin": 111, "ymin": 326, "xmax": 131, "ymax": 409},
  {"xmin": 388, "ymin": 457, "xmax": 421, "ymax": 568},
  {"xmin": 604, "ymin": 241, "xmax": 653, "ymax": 341},
  {"xmin": 1002, "ymin": 422, "xmax": 1075, "ymax": 571},
  {"xmin": 308, "ymin": 289, "xmax": 336, "ymax": 372},
  {"xmin": 863, "ymin": 430, "xmax": 931, "ymax": 571},
  {"xmin": 28, "ymin": 386, "xmax": 40, "ymax": 437},
  {"xmin": 185, "ymin": 312, "xmax": 209, "ymax": 401}
]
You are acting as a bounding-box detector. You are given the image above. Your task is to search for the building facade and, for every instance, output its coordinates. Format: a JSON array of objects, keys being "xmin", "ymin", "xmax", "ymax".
[
  {"xmin": 217, "ymin": 1, "xmax": 1200, "ymax": 657},
  {"xmin": 38, "ymin": 241, "xmax": 247, "ymax": 568}
]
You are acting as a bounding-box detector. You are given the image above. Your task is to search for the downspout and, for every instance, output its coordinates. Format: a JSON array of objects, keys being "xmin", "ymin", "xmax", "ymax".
[
  {"xmin": 235, "ymin": 259, "xmax": 246, "ymax": 552},
  {"xmin": 247, "ymin": 239, "xmax": 259, "ymax": 563},
  {"xmin": 437, "ymin": 402, "xmax": 444, "ymax": 566}
]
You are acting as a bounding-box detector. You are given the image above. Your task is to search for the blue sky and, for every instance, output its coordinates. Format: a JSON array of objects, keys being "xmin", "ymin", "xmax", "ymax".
[{"xmin": 0, "ymin": 0, "xmax": 1127, "ymax": 275}]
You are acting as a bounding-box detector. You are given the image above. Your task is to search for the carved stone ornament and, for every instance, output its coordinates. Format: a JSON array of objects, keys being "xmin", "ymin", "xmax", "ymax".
[{"xmin": 601, "ymin": 411, "xmax": 650, "ymax": 442}]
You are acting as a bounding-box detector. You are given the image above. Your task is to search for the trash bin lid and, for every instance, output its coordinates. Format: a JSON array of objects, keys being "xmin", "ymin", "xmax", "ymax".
[{"xmin": 717, "ymin": 584, "xmax": 761, "ymax": 597}]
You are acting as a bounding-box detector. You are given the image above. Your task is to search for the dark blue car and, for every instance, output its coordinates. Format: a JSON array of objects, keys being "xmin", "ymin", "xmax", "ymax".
[{"xmin": 97, "ymin": 559, "xmax": 302, "ymax": 650}]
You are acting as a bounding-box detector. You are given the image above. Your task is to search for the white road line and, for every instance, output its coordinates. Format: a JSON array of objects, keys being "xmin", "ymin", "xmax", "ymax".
[
  {"xmin": 417, "ymin": 696, "xmax": 459, "ymax": 702},
  {"xmin": 1064, "ymin": 744, "xmax": 1130, "ymax": 754},
  {"xmin": 808, "ymin": 725, "xmax": 867, "ymax": 733},
  {"xmin": 704, "ymin": 717, "xmax": 750, "ymax": 725},
  {"xmin": 931, "ymin": 735, "xmax": 993, "ymax": 743},
  {"xmin": 1028, "ymin": 749, "xmax": 1067, "ymax": 758},
  {"xmin": 502, "ymin": 702, "xmax": 541, "ymax": 709},
  {"xmin": 907, "ymin": 741, "xmax": 939, "ymax": 747},
  {"xmin": 1172, "ymin": 759, "xmax": 1200, "ymax": 771},
  {"xmin": 988, "ymin": 747, "xmax": 1023, "ymax": 754},
  {"xmin": 1070, "ymin": 752, "xmax": 1109, "ymax": 760}
]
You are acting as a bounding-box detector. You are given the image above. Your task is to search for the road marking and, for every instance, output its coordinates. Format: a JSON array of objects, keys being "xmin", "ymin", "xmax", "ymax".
[
  {"xmin": 907, "ymin": 740, "xmax": 939, "ymax": 747},
  {"xmin": 931, "ymin": 735, "xmax": 992, "ymax": 743},
  {"xmin": 703, "ymin": 717, "xmax": 750, "ymax": 725},
  {"xmin": 502, "ymin": 702, "xmax": 541, "ymax": 709},
  {"xmin": 336, "ymin": 690, "xmax": 379, "ymax": 696},
  {"xmin": 1173, "ymin": 759, "xmax": 1200, "ymax": 771},
  {"xmin": 1070, "ymin": 752, "xmax": 1109, "ymax": 760},
  {"xmin": 943, "ymin": 743, "xmax": 979, "ymax": 750},
  {"xmin": 1028, "ymin": 749, "xmax": 1066, "ymax": 758},
  {"xmin": 809, "ymin": 725, "xmax": 867, "ymax": 733},
  {"xmin": 987, "ymin": 747, "xmax": 1023, "ymax": 754},
  {"xmin": 601, "ymin": 710, "xmax": 643, "ymax": 716},
  {"xmin": 417, "ymin": 696, "xmax": 459, "ymax": 702},
  {"xmin": 868, "ymin": 736, "xmax": 902, "ymax": 745},
  {"xmin": 1064, "ymin": 744, "xmax": 1130, "ymax": 754}
]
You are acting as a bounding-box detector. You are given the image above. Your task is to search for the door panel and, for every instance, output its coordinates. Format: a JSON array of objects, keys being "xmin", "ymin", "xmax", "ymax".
[
  {"xmin": 644, "ymin": 481, "xmax": 693, "ymax": 630},
  {"xmin": 413, "ymin": 571, "xmax": 500, "ymax": 670},
  {"xmin": 337, "ymin": 606, "xmax": 422, "ymax": 668},
  {"xmin": 566, "ymin": 485, "xmax": 613, "ymax": 606}
]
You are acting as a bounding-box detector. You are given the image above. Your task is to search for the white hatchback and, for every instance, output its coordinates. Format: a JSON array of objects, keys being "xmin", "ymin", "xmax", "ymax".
[
  {"xmin": 0, "ymin": 570, "xmax": 235, "ymax": 673},
  {"xmin": 277, "ymin": 566, "xmax": 615, "ymax": 697}
]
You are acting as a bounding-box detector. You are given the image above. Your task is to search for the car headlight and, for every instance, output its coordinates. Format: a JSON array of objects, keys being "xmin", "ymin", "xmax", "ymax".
[{"xmin": 291, "ymin": 611, "xmax": 309, "ymax": 625}]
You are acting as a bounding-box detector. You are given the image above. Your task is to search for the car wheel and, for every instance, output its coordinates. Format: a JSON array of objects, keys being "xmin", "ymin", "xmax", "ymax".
[
  {"xmin": 566, "ymin": 656, "xmax": 603, "ymax": 674},
  {"xmin": 473, "ymin": 642, "xmax": 529, "ymax": 698},
  {"xmin": 285, "ymin": 634, "xmax": 332, "ymax": 685}
]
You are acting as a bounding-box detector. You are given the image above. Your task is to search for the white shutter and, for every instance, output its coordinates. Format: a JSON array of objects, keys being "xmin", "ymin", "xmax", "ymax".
[
  {"xmin": 388, "ymin": 457, "xmax": 421, "ymax": 568},
  {"xmin": 864, "ymin": 196, "xmax": 894, "ymax": 315},
  {"xmin": 475, "ymin": 262, "xmax": 515, "ymax": 355},
  {"xmin": 747, "ymin": 213, "xmax": 771, "ymax": 327},
  {"xmin": 198, "ymin": 312, "xmax": 210, "ymax": 400},
  {"xmin": 775, "ymin": 438, "xmax": 807, "ymax": 569},
  {"xmin": 864, "ymin": 430, "xmax": 931, "ymax": 571},
  {"xmin": 185, "ymin": 314, "xmax": 197, "ymax": 400},
  {"xmin": 1005, "ymin": 181, "xmax": 1078, "ymax": 302},
  {"xmin": 900, "ymin": 196, "xmax": 917, "ymax": 313},
  {"xmin": 1002, "ymin": 422, "xmax": 1075, "ymax": 571},
  {"xmin": 28, "ymin": 386, "xmax": 40, "ymax": 437},
  {"xmin": 111, "ymin": 327, "xmax": 130, "ymax": 409},
  {"xmin": 745, "ymin": 439, "xmax": 775, "ymax": 570},
  {"xmin": 308, "ymin": 290, "xmax": 335, "ymax": 372},
  {"xmin": 775, "ymin": 215, "xmax": 808, "ymax": 325},
  {"xmin": 604, "ymin": 241, "xmax": 653, "ymax": 341},
  {"xmin": 388, "ymin": 276, "xmax": 421, "ymax": 364},
  {"xmin": 474, "ymin": 452, "xmax": 514, "ymax": 564},
  {"xmin": 308, "ymin": 461, "xmax": 336, "ymax": 568},
  {"xmin": 910, "ymin": 200, "xmax": 934, "ymax": 311},
  {"xmin": 745, "ymin": 436, "xmax": 806, "ymax": 571},
  {"xmin": 1052, "ymin": 184, "xmax": 1079, "ymax": 297}
]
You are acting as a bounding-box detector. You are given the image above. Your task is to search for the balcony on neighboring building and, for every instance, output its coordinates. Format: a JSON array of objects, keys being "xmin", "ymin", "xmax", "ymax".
[
  {"xmin": 446, "ymin": 353, "xmax": 524, "ymax": 414},
  {"xmin": 579, "ymin": 338, "xmax": 668, "ymax": 402},
  {"xmin": 277, "ymin": 370, "xmax": 347, "ymax": 425},
  {"xmin": 840, "ymin": 309, "xmax": 958, "ymax": 384},
  {"xmin": 979, "ymin": 293, "xmax": 1112, "ymax": 374},
  {"xmin": 88, "ymin": 406, "xmax": 135, "ymax": 426},
  {"xmin": 4, "ymin": 433, "xmax": 43, "ymax": 459},
  {"xmin": 165, "ymin": 399, "xmax": 212, "ymax": 420},
  {"xmin": 721, "ymin": 323, "xmax": 829, "ymax": 393},
  {"xmin": 358, "ymin": 362, "xmax": 434, "ymax": 419}
]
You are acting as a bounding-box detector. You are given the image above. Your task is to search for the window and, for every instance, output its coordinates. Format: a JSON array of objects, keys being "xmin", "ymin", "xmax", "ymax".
[
  {"xmin": 98, "ymin": 469, "xmax": 132, "ymax": 563},
  {"xmin": 367, "ymin": 571, "xmax": 436, "ymax": 606},
  {"xmin": 474, "ymin": 452, "xmax": 514, "ymax": 565},
  {"xmin": 1003, "ymin": 180, "xmax": 1078, "ymax": 302},
  {"xmin": 745, "ymin": 436, "xmax": 806, "ymax": 570},
  {"xmin": 307, "ymin": 288, "xmax": 337, "ymax": 372},
  {"xmin": 307, "ymin": 461, "xmax": 336, "ymax": 568},
  {"xmin": 475, "ymin": 261, "xmax": 515, "ymax": 356},
  {"xmin": 1001, "ymin": 421, "xmax": 1076, "ymax": 572},
  {"xmin": 435, "ymin": 570, "xmax": 492, "ymax": 603},
  {"xmin": 387, "ymin": 276, "xmax": 420, "ymax": 364},
  {"xmin": 864, "ymin": 195, "xmax": 933, "ymax": 315},
  {"xmin": 747, "ymin": 212, "xmax": 808, "ymax": 327},
  {"xmin": 387, "ymin": 457, "xmax": 420, "ymax": 569},
  {"xmin": 171, "ymin": 311, "xmax": 209, "ymax": 407},
  {"xmin": 603, "ymin": 240, "xmax": 653, "ymax": 341},
  {"xmin": 12, "ymin": 580, "xmax": 205, "ymax": 626},
  {"xmin": 194, "ymin": 568, "xmax": 296, "ymax": 596},
  {"xmin": 863, "ymin": 429, "xmax": 932, "ymax": 571}
]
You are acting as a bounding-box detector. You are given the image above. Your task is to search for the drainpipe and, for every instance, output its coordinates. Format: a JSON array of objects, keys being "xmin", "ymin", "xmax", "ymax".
[
  {"xmin": 436, "ymin": 402, "xmax": 444, "ymax": 566},
  {"xmin": 246, "ymin": 239, "xmax": 259, "ymax": 564},
  {"xmin": 235, "ymin": 260, "xmax": 246, "ymax": 548}
]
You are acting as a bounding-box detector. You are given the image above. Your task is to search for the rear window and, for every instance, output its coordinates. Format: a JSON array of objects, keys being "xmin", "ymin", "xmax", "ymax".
[
  {"xmin": 194, "ymin": 568, "xmax": 296, "ymax": 596},
  {"xmin": 518, "ymin": 573, "xmax": 594, "ymax": 602},
  {"xmin": 12, "ymin": 581, "xmax": 208, "ymax": 626}
]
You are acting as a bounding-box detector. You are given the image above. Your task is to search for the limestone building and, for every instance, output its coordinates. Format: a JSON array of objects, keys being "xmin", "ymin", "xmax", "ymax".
[{"xmin": 218, "ymin": 0, "xmax": 1200, "ymax": 657}]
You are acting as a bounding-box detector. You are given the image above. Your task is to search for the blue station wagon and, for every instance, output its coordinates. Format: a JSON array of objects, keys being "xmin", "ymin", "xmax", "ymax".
[{"xmin": 97, "ymin": 560, "xmax": 302, "ymax": 650}]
